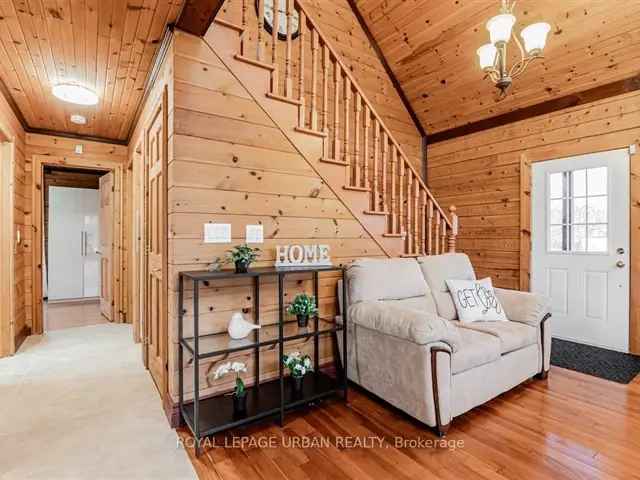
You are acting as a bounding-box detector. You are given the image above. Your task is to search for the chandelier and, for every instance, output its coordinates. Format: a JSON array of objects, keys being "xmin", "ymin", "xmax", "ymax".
[{"xmin": 477, "ymin": 0, "xmax": 550, "ymax": 94}]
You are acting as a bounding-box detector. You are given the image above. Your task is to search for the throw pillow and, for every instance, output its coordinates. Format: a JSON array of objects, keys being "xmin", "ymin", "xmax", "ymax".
[{"xmin": 445, "ymin": 278, "xmax": 507, "ymax": 323}]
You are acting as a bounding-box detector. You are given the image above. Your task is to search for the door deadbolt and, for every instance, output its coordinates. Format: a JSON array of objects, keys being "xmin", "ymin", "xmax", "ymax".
[{"xmin": 617, "ymin": 247, "xmax": 625, "ymax": 254}]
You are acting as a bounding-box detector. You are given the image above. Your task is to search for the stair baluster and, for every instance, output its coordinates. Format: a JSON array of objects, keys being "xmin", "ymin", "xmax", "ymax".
[
  {"xmin": 214, "ymin": 0, "xmax": 458, "ymax": 256},
  {"xmin": 343, "ymin": 76, "xmax": 351, "ymax": 184},
  {"xmin": 285, "ymin": 0, "xmax": 293, "ymax": 97},
  {"xmin": 354, "ymin": 93, "xmax": 361, "ymax": 189},
  {"xmin": 310, "ymin": 29, "xmax": 319, "ymax": 130}
]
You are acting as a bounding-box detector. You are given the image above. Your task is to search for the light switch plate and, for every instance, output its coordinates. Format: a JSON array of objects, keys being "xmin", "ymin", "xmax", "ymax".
[
  {"xmin": 204, "ymin": 223, "xmax": 231, "ymax": 243},
  {"xmin": 246, "ymin": 224, "xmax": 264, "ymax": 243}
]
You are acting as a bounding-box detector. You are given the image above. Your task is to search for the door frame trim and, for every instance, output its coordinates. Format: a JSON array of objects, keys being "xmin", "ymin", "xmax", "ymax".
[
  {"xmin": 522, "ymin": 146, "xmax": 638, "ymax": 353},
  {"xmin": 0, "ymin": 135, "xmax": 15, "ymax": 356},
  {"xmin": 31, "ymin": 155, "xmax": 126, "ymax": 334}
]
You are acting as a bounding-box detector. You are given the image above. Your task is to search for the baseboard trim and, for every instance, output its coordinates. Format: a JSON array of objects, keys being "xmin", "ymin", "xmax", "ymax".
[
  {"xmin": 163, "ymin": 392, "xmax": 182, "ymax": 428},
  {"xmin": 15, "ymin": 325, "xmax": 31, "ymax": 351}
]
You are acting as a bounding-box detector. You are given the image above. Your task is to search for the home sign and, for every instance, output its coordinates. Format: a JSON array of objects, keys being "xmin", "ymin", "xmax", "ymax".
[{"xmin": 275, "ymin": 244, "xmax": 332, "ymax": 267}]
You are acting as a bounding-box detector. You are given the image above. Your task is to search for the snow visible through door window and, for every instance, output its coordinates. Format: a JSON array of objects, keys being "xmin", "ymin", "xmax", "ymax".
[{"xmin": 548, "ymin": 167, "xmax": 608, "ymax": 253}]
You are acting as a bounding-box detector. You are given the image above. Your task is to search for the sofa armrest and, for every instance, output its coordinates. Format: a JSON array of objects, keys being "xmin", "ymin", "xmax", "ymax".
[
  {"xmin": 494, "ymin": 288, "xmax": 551, "ymax": 326},
  {"xmin": 347, "ymin": 301, "xmax": 461, "ymax": 352}
]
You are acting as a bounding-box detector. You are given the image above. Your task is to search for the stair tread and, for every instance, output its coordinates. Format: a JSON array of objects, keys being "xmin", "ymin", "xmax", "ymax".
[
  {"xmin": 266, "ymin": 92, "xmax": 302, "ymax": 105},
  {"xmin": 214, "ymin": 18, "xmax": 244, "ymax": 33},
  {"xmin": 343, "ymin": 185, "xmax": 370, "ymax": 191},
  {"xmin": 294, "ymin": 126, "xmax": 328, "ymax": 138},
  {"xmin": 321, "ymin": 157, "xmax": 348, "ymax": 166},
  {"xmin": 363, "ymin": 210, "xmax": 389, "ymax": 216},
  {"xmin": 234, "ymin": 54, "xmax": 276, "ymax": 71},
  {"xmin": 382, "ymin": 233, "xmax": 405, "ymax": 238}
]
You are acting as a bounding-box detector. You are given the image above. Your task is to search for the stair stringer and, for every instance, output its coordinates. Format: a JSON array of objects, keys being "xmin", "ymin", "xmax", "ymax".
[{"xmin": 204, "ymin": 23, "xmax": 406, "ymax": 258}]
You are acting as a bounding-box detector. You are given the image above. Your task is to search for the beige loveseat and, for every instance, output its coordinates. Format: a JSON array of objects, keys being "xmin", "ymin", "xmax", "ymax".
[{"xmin": 339, "ymin": 254, "xmax": 551, "ymax": 436}]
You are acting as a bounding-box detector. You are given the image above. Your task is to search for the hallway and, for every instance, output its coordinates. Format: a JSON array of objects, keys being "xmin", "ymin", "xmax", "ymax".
[{"xmin": 0, "ymin": 324, "xmax": 196, "ymax": 479}]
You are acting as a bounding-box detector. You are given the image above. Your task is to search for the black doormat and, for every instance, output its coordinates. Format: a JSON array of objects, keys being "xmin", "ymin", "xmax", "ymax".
[{"xmin": 551, "ymin": 338, "xmax": 640, "ymax": 384}]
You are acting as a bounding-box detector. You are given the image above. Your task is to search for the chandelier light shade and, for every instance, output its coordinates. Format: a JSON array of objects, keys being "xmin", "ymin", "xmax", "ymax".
[
  {"xmin": 520, "ymin": 22, "xmax": 551, "ymax": 55},
  {"xmin": 477, "ymin": 44, "xmax": 498, "ymax": 71},
  {"xmin": 477, "ymin": 0, "xmax": 550, "ymax": 94},
  {"xmin": 486, "ymin": 13, "xmax": 516, "ymax": 44}
]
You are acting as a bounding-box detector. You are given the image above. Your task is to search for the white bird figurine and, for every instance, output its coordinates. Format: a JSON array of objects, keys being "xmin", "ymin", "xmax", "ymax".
[{"xmin": 227, "ymin": 312, "xmax": 261, "ymax": 339}]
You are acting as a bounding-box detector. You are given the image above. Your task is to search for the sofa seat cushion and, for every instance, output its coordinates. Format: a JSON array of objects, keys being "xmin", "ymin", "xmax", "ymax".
[
  {"xmin": 451, "ymin": 328, "xmax": 501, "ymax": 374},
  {"xmin": 457, "ymin": 321, "xmax": 538, "ymax": 354}
]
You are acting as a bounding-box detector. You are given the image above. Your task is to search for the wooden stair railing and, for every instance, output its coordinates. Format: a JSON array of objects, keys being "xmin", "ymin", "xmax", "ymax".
[{"xmin": 217, "ymin": 0, "xmax": 458, "ymax": 256}]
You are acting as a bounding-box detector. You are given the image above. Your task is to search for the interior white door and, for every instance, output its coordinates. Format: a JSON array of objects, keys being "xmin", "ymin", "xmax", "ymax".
[{"xmin": 531, "ymin": 149, "xmax": 630, "ymax": 352}]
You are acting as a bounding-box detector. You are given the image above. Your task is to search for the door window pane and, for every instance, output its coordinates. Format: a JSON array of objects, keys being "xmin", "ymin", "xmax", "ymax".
[
  {"xmin": 572, "ymin": 224, "xmax": 587, "ymax": 252},
  {"xmin": 547, "ymin": 166, "xmax": 608, "ymax": 253},
  {"xmin": 549, "ymin": 172, "xmax": 564, "ymax": 199},
  {"xmin": 587, "ymin": 196, "xmax": 607, "ymax": 223},
  {"xmin": 587, "ymin": 224, "xmax": 608, "ymax": 252},
  {"xmin": 587, "ymin": 167, "xmax": 607, "ymax": 196},
  {"xmin": 550, "ymin": 199, "xmax": 564, "ymax": 224},
  {"xmin": 572, "ymin": 169, "xmax": 586, "ymax": 197},
  {"xmin": 549, "ymin": 225, "xmax": 564, "ymax": 252},
  {"xmin": 572, "ymin": 197, "xmax": 587, "ymax": 224}
]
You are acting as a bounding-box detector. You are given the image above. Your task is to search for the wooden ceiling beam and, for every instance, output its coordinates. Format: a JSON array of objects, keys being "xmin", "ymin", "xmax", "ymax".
[
  {"xmin": 176, "ymin": 0, "xmax": 225, "ymax": 37},
  {"xmin": 428, "ymin": 74, "xmax": 640, "ymax": 144}
]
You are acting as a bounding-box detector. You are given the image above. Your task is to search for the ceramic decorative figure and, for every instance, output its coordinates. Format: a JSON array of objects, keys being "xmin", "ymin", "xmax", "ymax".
[{"xmin": 228, "ymin": 312, "xmax": 260, "ymax": 339}]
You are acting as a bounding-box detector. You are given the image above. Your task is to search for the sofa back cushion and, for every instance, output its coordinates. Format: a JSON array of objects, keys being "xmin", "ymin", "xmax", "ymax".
[
  {"xmin": 346, "ymin": 258, "xmax": 431, "ymax": 304},
  {"xmin": 417, "ymin": 254, "xmax": 476, "ymax": 320}
]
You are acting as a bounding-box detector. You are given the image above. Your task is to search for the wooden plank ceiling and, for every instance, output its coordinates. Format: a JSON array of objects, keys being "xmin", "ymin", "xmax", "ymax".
[
  {"xmin": 0, "ymin": 0, "xmax": 184, "ymax": 142},
  {"xmin": 355, "ymin": 0, "xmax": 640, "ymax": 134}
]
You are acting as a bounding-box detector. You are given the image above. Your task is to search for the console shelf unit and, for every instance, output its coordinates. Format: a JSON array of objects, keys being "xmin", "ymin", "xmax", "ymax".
[{"xmin": 178, "ymin": 265, "xmax": 348, "ymax": 456}]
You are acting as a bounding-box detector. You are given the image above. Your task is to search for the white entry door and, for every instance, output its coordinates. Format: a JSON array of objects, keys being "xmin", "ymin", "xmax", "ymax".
[{"xmin": 531, "ymin": 149, "xmax": 630, "ymax": 352}]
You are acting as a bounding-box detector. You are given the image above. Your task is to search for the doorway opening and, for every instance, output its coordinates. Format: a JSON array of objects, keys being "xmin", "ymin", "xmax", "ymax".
[{"xmin": 42, "ymin": 166, "xmax": 113, "ymax": 331}]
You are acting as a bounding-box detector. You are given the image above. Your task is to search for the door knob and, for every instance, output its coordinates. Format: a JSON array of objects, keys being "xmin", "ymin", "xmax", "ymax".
[{"xmin": 616, "ymin": 260, "xmax": 626, "ymax": 268}]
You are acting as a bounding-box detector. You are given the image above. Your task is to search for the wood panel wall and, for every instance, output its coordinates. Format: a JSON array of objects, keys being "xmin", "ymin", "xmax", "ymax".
[
  {"xmin": 428, "ymin": 90, "xmax": 640, "ymax": 353},
  {"xmin": 0, "ymin": 84, "xmax": 27, "ymax": 356},
  {"xmin": 167, "ymin": 30, "xmax": 385, "ymax": 401}
]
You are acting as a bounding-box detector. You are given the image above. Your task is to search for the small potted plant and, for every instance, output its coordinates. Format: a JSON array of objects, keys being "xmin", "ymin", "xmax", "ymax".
[
  {"xmin": 226, "ymin": 244, "xmax": 260, "ymax": 273},
  {"xmin": 287, "ymin": 293, "xmax": 318, "ymax": 327},
  {"xmin": 213, "ymin": 361, "xmax": 248, "ymax": 415},
  {"xmin": 283, "ymin": 351, "xmax": 312, "ymax": 395}
]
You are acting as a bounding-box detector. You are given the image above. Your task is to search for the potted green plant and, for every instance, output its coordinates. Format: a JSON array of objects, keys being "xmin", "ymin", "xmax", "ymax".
[
  {"xmin": 283, "ymin": 351, "xmax": 312, "ymax": 395},
  {"xmin": 226, "ymin": 244, "xmax": 260, "ymax": 273},
  {"xmin": 213, "ymin": 361, "xmax": 248, "ymax": 415},
  {"xmin": 287, "ymin": 293, "xmax": 318, "ymax": 327}
]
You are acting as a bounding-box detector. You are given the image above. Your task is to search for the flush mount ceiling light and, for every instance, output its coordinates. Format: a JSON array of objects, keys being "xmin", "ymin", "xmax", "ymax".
[
  {"xmin": 70, "ymin": 114, "xmax": 87, "ymax": 125},
  {"xmin": 52, "ymin": 84, "xmax": 99, "ymax": 106},
  {"xmin": 477, "ymin": 0, "xmax": 550, "ymax": 96}
]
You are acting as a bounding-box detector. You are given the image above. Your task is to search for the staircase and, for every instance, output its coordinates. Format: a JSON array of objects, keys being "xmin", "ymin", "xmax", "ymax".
[{"xmin": 205, "ymin": 0, "xmax": 458, "ymax": 257}]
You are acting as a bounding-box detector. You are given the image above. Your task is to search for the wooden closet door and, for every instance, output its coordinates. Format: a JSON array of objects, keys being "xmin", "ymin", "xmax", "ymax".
[
  {"xmin": 99, "ymin": 174, "xmax": 114, "ymax": 318},
  {"xmin": 145, "ymin": 91, "xmax": 168, "ymax": 394}
]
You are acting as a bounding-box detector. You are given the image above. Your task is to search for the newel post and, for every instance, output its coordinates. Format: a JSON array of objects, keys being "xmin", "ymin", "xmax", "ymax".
[{"xmin": 448, "ymin": 205, "xmax": 458, "ymax": 252}]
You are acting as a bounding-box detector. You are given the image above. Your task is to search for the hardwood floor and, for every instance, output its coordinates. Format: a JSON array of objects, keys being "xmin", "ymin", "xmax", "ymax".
[{"xmin": 179, "ymin": 367, "xmax": 640, "ymax": 479}]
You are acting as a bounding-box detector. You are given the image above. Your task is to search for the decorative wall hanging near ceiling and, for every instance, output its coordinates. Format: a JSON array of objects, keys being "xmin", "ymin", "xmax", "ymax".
[{"xmin": 477, "ymin": 0, "xmax": 550, "ymax": 96}]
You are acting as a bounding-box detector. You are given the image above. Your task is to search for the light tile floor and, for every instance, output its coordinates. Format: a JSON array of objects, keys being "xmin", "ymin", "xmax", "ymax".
[{"xmin": 0, "ymin": 324, "xmax": 196, "ymax": 480}]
